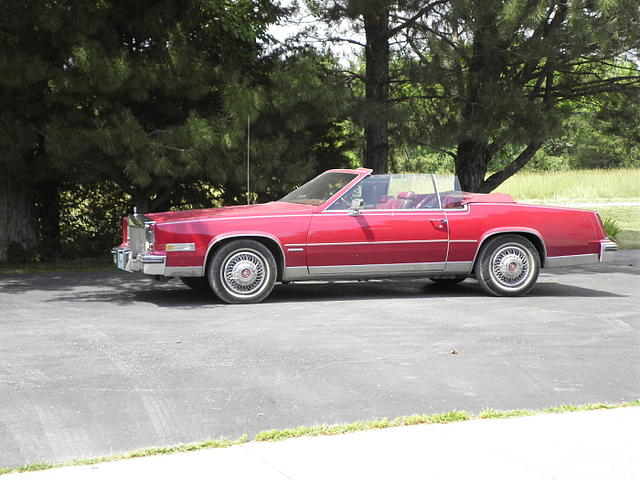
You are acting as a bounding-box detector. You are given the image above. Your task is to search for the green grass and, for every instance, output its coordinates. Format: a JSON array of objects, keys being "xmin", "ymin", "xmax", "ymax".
[
  {"xmin": 254, "ymin": 411, "xmax": 472, "ymax": 442},
  {"xmin": 594, "ymin": 206, "xmax": 640, "ymax": 249},
  {"xmin": 594, "ymin": 206, "xmax": 640, "ymax": 232},
  {"xmin": 498, "ymin": 168, "xmax": 640, "ymax": 202},
  {"xmin": 0, "ymin": 437, "xmax": 246, "ymax": 475},
  {"xmin": 1, "ymin": 401, "xmax": 637, "ymax": 475},
  {"xmin": 497, "ymin": 169, "xmax": 640, "ymax": 249}
]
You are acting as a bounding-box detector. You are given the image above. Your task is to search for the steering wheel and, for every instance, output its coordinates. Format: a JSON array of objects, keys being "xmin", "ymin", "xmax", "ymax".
[{"xmin": 335, "ymin": 196, "xmax": 351, "ymax": 209}]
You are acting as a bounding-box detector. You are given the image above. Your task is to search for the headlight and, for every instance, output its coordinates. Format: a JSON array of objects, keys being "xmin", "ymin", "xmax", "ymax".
[{"xmin": 145, "ymin": 223, "xmax": 156, "ymax": 251}]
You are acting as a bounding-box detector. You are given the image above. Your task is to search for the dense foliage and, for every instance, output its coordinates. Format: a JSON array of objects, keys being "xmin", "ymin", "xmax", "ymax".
[
  {"xmin": 0, "ymin": 0, "xmax": 638, "ymax": 261},
  {"xmin": 0, "ymin": 0, "xmax": 351, "ymax": 260}
]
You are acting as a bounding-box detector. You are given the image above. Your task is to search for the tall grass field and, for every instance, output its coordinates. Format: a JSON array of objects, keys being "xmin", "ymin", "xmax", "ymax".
[
  {"xmin": 497, "ymin": 168, "xmax": 640, "ymax": 202},
  {"xmin": 497, "ymin": 168, "xmax": 640, "ymax": 249}
]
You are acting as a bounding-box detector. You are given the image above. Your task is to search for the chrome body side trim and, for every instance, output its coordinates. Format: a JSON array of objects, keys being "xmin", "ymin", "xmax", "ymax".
[
  {"xmin": 305, "ymin": 239, "xmax": 446, "ymax": 247},
  {"xmin": 545, "ymin": 254, "xmax": 598, "ymax": 268},
  {"xmin": 282, "ymin": 266, "xmax": 310, "ymax": 281},
  {"xmin": 308, "ymin": 262, "xmax": 445, "ymax": 278},
  {"xmin": 443, "ymin": 261, "xmax": 473, "ymax": 274},
  {"xmin": 165, "ymin": 266, "xmax": 205, "ymax": 277},
  {"xmin": 315, "ymin": 208, "xmax": 464, "ymax": 214},
  {"xmin": 281, "ymin": 262, "xmax": 468, "ymax": 282}
]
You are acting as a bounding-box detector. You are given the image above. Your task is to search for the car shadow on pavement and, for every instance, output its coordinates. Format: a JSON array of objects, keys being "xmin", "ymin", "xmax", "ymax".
[
  {"xmin": 1, "ymin": 272, "xmax": 626, "ymax": 308},
  {"xmin": 264, "ymin": 279, "xmax": 626, "ymax": 303},
  {"xmin": 528, "ymin": 282, "xmax": 627, "ymax": 297}
]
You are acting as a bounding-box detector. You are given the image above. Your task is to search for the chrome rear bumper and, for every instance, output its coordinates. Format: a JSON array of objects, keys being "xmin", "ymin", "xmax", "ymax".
[
  {"xmin": 600, "ymin": 241, "xmax": 617, "ymax": 262},
  {"xmin": 544, "ymin": 240, "xmax": 617, "ymax": 268},
  {"xmin": 112, "ymin": 247, "xmax": 166, "ymax": 275}
]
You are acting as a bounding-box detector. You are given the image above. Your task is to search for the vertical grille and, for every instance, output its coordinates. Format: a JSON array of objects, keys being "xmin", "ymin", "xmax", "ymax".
[{"xmin": 129, "ymin": 226, "xmax": 146, "ymax": 255}]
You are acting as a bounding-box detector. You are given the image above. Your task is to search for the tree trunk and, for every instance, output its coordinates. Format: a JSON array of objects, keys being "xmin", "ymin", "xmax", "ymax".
[
  {"xmin": 455, "ymin": 141, "xmax": 543, "ymax": 193},
  {"xmin": 482, "ymin": 142, "xmax": 542, "ymax": 192},
  {"xmin": 0, "ymin": 175, "xmax": 38, "ymax": 262},
  {"xmin": 35, "ymin": 181, "xmax": 61, "ymax": 258},
  {"xmin": 363, "ymin": 9, "xmax": 390, "ymax": 174},
  {"xmin": 455, "ymin": 5, "xmax": 501, "ymax": 193},
  {"xmin": 455, "ymin": 139, "xmax": 490, "ymax": 192}
]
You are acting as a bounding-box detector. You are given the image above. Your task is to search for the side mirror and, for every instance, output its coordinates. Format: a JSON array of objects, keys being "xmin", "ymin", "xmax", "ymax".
[{"xmin": 348, "ymin": 198, "xmax": 365, "ymax": 216}]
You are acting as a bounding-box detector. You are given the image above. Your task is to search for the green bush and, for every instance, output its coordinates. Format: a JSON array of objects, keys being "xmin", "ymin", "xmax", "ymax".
[
  {"xmin": 603, "ymin": 217, "xmax": 622, "ymax": 242},
  {"xmin": 59, "ymin": 182, "xmax": 133, "ymax": 258}
]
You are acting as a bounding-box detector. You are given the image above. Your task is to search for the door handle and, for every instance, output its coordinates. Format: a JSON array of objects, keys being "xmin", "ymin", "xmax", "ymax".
[{"xmin": 430, "ymin": 219, "xmax": 448, "ymax": 230}]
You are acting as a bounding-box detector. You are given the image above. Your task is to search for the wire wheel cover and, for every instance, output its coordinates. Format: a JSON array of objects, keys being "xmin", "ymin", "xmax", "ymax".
[
  {"xmin": 490, "ymin": 245, "xmax": 530, "ymax": 288},
  {"xmin": 222, "ymin": 250, "xmax": 267, "ymax": 295}
]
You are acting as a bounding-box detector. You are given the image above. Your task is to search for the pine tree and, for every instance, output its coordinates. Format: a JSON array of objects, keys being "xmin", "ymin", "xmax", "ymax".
[
  {"xmin": 305, "ymin": 0, "xmax": 444, "ymax": 173},
  {"xmin": 398, "ymin": 0, "xmax": 640, "ymax": 191},
  {"xmin": 0, "ymin": 0, "xmax": 353, "ymax": 261}
]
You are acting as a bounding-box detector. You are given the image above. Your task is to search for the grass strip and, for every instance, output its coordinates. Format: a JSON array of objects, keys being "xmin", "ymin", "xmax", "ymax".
[
  {"xmin": 1, "ymin": 400, "xmax": 638, "ymax": 475},
  {"xmin": 0, "ymin": 437, "xmax": 247, "ymax": 475},
  {"xmin": 254, "ymin": 410, "xmax": 472, "ymax": 442}
]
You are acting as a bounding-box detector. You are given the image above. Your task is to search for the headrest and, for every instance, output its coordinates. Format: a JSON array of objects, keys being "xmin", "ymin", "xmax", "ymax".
[{"xmin": 397, "ymin": 191, "xmax": 416, "ymax": 200}]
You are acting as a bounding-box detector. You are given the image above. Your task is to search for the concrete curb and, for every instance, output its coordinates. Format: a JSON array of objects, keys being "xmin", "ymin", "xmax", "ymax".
[{"xmin": 4, "ymin": 407, "xmax": 639, "ymax": 480}]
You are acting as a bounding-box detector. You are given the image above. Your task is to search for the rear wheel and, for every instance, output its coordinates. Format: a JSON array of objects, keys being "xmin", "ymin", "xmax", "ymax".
[
  {"xmin": 476, "ymin": 235, "xmax": 540, "ymax": 297},
  {"xmin": 208, "ymin": 240, "xmax": 277, "ymax": 304}
]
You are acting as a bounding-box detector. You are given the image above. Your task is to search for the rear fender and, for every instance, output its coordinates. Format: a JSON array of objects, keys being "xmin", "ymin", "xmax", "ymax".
[{"xmin": 473, "ymin": 228, "xmax": 547, "ymax": 269}]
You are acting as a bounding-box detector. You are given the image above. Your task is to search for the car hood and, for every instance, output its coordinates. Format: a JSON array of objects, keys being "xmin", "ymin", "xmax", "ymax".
[{"xmin": 146, "ymin": 201, "xmax": 314, "ymax": 224}]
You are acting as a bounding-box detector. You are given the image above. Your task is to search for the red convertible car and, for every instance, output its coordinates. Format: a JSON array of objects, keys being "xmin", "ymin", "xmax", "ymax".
[{"xmin": 112, "ymin": 168, "xmax": 617, "ymax": 303}]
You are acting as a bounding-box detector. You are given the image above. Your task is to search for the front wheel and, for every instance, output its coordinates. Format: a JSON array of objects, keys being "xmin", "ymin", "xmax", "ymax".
[
  {"xmin": 208, "ymin": 240, "xmax": 277, "ymax": 304},
  {"xmin": 476, "ymin": 235, "xmax": 540, "ymax": 297}
]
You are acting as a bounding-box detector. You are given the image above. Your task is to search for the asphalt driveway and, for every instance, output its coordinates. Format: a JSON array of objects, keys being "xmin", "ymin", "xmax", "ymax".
[{"xmin": 1, "ymin": 251, "xmax": 638, "ymax": 468}]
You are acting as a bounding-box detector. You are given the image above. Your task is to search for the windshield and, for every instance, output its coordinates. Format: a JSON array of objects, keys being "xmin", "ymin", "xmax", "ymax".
[
  {"xmin": 325, "ymin": 173, "xmax": 465, "ymax": 210},
  {"xmin": 280, "ymin": 171, "xmax": 357, "ymax": 205},
  {"xmin": 327, "ymin": 174, "xmax": 439, "ymax": 210}
]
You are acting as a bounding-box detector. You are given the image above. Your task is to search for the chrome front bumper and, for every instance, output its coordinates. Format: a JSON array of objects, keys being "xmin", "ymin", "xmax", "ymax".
[
  {"xmin": 600, "ymin": 241, "xmax": 617, "ymax": 263},
  {"xmin": 112, "ymin": 247, "xmax": 166, "ymax": 275}
]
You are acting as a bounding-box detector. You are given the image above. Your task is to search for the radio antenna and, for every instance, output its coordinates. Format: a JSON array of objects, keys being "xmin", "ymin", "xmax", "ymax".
[{"xmin": 246, "ymin": 115, "xmax": 250, "ymax": 205}]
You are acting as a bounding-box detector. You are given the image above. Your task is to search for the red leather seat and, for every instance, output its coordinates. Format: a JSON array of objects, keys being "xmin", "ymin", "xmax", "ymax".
[
  {"xmin": 376, "ymin": 195, "xmax": 394, "ymax": 209},
  {"xmin": 384, "ymin": 191, "xmax": 416, "ymax": 209}
]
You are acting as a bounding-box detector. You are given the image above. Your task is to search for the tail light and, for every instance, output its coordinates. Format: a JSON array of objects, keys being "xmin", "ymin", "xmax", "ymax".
[{"xmin": 594, "ymin": 213, "xmax": 607, "ymax": 238}]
